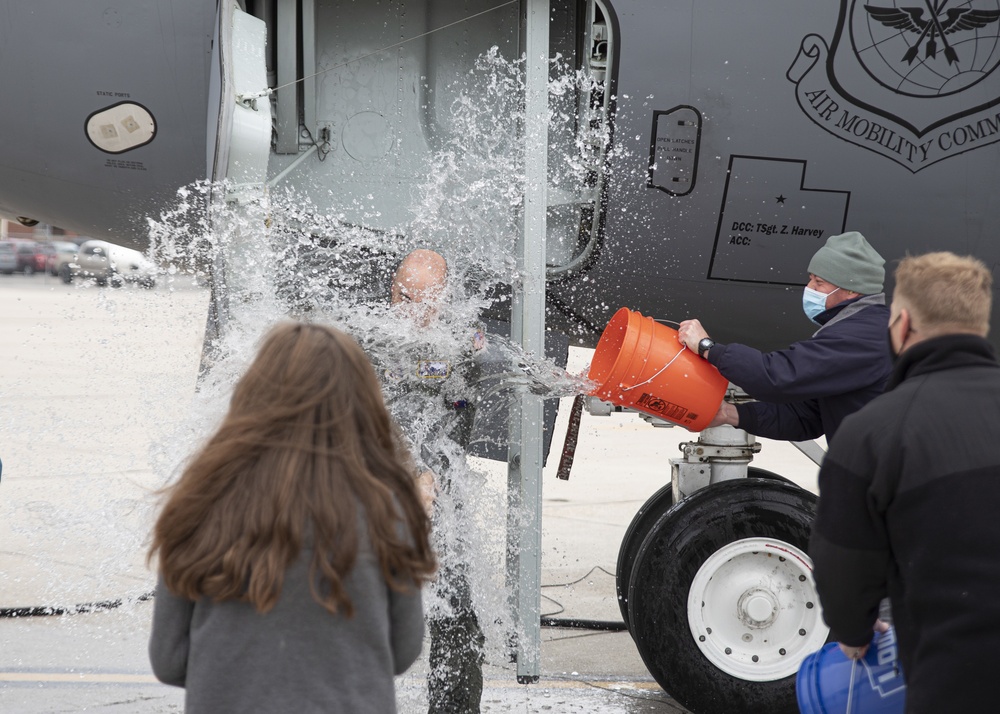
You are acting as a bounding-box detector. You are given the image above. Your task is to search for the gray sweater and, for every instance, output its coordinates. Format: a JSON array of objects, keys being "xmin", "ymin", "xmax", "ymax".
[{"xmin": 148, "ymin": 543, "xmax": 425, "ymax": 713}]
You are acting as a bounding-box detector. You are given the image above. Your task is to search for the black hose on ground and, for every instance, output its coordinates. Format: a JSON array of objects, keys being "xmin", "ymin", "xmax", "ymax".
[
  {"xmin": 541, "ymin": 616, "xmax": 627, "ymax": 632},
  {"xmin": 0, "ymin": 592, "xmax": 153, "ymax": 619},
  {"xmin": 1, "ymin": 593, "xmax": 628, "ymax": 632}
]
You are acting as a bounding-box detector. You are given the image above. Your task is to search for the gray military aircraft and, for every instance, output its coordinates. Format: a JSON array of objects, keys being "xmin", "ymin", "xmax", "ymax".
[{"xmin": 2, "ymin": 1, "xmax": 998, "ymax": 712}]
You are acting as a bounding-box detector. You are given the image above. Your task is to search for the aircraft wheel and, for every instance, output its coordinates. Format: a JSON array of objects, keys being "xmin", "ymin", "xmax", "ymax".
[
  {"xmin": 747, "ymin": 466, "xmax": 798, "ymax": 486},
  {"xmin": 616, "ymin": 482, "xmax": 673, "ymax": 628},
  {"xmin": 616, "ymin": 469, "xmax": 797, "ymax": 629},
  {"xmin": 627, "ymin": 478, "xmax": 826, "ymax": 714}
]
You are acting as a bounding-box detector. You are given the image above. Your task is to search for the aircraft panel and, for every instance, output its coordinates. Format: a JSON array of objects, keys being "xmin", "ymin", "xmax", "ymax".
[
  {"xmin": 547, "ymin": 0, "xmax": 1000, "ymax": 351},
  {"xmin": 0, "ymin": 0, "xmax": 217, "ymax": 245}
]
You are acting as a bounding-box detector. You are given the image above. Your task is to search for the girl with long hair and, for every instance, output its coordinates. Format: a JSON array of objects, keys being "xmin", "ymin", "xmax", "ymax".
[{"xmin": 148, "ymin": 322, "xmax": 436, "ymax": 713}]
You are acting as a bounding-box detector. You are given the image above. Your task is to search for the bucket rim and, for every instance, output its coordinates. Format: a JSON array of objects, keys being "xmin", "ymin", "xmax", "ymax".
[{"xmin": 588, "ymin": 307, "xmax": 643, "ymax": 389}]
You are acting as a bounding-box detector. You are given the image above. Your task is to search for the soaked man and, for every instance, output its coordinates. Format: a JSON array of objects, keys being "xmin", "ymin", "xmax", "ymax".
[{"xmin": 380, "ymin": 248, "xmax": 486, "ymax": 714}]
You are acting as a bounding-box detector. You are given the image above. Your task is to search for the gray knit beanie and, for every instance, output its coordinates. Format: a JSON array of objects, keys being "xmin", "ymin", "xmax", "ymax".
[{"xmin": 807, "ymin": 231, "xmax": 885, "ymax": 294}]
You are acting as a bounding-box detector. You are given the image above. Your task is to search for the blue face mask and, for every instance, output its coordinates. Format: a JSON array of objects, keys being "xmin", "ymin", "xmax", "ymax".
[{"xmin": 802, "ymin": 286, "xmax": 838, "ymax": 323}]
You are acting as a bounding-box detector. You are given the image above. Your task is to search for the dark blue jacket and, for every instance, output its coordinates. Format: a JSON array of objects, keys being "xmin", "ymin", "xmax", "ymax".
[{"xmin": 705, "ymin": 294, "xmax": 892, "ymax": 442}]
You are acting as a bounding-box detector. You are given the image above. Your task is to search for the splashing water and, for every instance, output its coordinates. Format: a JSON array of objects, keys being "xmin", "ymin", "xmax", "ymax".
[
  {"xmin": 143, "ymin": 48, "xmax": 604, "ymax": 705},
  {"xmin": 0, "ymin": 37, "xmax": 632, "ymax": 706},
  {"xmin": 0, "ymin": 48, "xmax": 604, "ymax": 711}
]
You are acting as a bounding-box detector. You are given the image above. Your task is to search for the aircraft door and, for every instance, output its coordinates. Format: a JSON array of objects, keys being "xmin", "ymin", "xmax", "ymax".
[{"xmin": 210, "ymin": 2, "xmax": 272, "ymax": 199}]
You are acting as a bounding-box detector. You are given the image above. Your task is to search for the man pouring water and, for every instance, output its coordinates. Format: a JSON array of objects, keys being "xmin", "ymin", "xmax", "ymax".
[{"xmin": 677, "ymin": 231, "xmax": 891, "ymax": 442}]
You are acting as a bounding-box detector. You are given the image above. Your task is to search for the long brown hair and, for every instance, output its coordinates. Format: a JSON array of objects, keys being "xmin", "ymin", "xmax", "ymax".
[{"xmin": 149, "ymin": 322, "xmax": 436, "ymax": 615}]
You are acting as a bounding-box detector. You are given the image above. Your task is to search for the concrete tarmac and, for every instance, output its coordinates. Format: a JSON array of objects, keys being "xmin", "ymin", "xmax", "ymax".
[{"xmin": 0, "ymin": 274, "xmax": 821, "ymax": 713}]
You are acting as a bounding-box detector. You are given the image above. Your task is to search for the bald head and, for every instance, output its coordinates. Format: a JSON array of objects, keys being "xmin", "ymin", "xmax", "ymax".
[
  {"xmin": 391, "ymin": 249, "xmax": 447, "ymax": 305},
  {"xmin": 391, "ymin": 250, "xmax": 448, "ymax": 326}
]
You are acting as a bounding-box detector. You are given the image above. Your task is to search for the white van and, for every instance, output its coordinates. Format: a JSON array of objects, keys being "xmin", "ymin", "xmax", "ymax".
[{"xmin": 65, "ymin": 239, "xmax": 156, "ymax": 288}]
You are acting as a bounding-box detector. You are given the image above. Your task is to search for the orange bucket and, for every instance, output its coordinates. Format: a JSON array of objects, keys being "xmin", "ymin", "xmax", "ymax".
[{"xmin": 588, "ymin": 307, "xmax": 728, "ymax": 431}]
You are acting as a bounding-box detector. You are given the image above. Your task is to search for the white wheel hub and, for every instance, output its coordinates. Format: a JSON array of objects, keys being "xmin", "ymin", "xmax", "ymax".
[{"xmin": 687, "ymin": 537, "xmax": 829, "ymax": 681}]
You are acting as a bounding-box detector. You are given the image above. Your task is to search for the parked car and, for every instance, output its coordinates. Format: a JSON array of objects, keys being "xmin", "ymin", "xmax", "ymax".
[
  {"xmin": 46, "ymin": 241, "xmax": 79, "ymax": 276},
  {"xmin": 36, "ymin": 243, "xmax": 55, "ymax": 271},
  {"xmin": 64, "ymin": 240, "xmax": 157, "ymax": 288},
  {"xmin": 12, "ymin": 240, "xmax": 42, "ymax": 274},
  {"xmin": 0, "ymin": 241, "xmax": 17, "ymax": 274}
]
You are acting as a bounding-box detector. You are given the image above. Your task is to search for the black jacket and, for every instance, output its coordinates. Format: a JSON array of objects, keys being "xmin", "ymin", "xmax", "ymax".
[
  {"xmin": 810, "ymin": 334, "xmax": 1000, "ymax": 714},
  {"xmin": 706, "ymin": 294, "xmax": 891, "ymax": 441}
]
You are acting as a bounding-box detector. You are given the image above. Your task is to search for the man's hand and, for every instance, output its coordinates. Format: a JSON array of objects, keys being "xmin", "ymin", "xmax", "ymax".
[
  {"xmin": 706, "ymin": 402, "xmax": 739, "ymax": 429},
  {"xmin": 677, "ymin": 319, "xmax": 710, "ymax": 353},
  {"xmin": 838, "ymin": 641, "xmax": 870, "ymax": 660},
  {"xmin": 416, "ymin": 470, "xmax": 436, "ymax": 516},
  {"xmin": 837, "ymin": 621, "xmax": 887, "ymax": 660},
  {"xmin": 682, "ymin": 402, "xmax": 739, "ymax": 432}
]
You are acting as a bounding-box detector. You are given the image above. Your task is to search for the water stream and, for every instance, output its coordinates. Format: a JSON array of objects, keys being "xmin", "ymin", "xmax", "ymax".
[{"xmin": 142, "ymin": 51, "xmax": 603, "ymax": 706}]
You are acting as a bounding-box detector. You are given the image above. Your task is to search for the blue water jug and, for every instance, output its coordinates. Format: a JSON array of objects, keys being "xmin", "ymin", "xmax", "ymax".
[{"xmin": 797, "ymin": 628, "xmax": 905, "ymax": 713}]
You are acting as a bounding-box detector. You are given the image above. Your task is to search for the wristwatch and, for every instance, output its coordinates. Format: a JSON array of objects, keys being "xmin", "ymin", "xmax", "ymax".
[{"xmin": 697, "ymin": 337, "xmax": 715, "ymax": 358}]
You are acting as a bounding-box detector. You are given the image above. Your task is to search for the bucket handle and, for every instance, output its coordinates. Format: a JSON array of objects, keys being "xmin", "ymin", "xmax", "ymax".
[
  {"xmin": 845, "ymin": 657, "xmax": 858, "ymax": 714},
  {"xmin": 620, "ymin": 344, "xmax": 689, "ymax": 392}
]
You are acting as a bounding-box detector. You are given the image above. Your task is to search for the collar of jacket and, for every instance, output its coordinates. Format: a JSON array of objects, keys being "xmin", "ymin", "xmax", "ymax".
[
  {"xmin": 813, "ymin": 293, "xmax": 886, "ymax": 335},
  {"xmin": 886, "ymin": 333, "xmax": 998, "ymax": 391}
]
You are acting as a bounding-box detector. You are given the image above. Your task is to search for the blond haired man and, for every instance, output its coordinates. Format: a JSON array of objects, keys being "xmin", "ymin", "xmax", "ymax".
[{"xmin": 810, "ymin": 252, "xmax": 998, "ymax": 714}]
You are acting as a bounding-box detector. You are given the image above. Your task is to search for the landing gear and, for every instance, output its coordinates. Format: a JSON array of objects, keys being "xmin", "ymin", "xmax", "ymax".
[
  {"xmin": 616, "ymin": 466, "xmax": 792, "ymax": 628},
  {"xmin": 626, "ymin": 478, "xmax": 826, "ymax": 714}
]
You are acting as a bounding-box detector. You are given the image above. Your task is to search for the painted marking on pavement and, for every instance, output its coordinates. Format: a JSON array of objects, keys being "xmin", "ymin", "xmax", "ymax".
[
  {"xmin": 0, "ymin": 672, "xmax": 662, "ymax": 691},
  {"xmin": 0, "ymin": 673, "xmax": 159, "ymax": 684}
]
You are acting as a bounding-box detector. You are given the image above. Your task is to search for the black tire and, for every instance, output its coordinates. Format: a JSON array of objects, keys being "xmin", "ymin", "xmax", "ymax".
[
  {"xmin": 616, "ymin": 469, "xmax": 798, "ymax": 629},
  {"xmin": 627, "ymin": 479, "xmax": 824, "ymax": 714},
  {"xmin": 616, "ymin": 482, "xmax": 674, "ymax": 628},
  {"xmin": 747, "ymin": 466, "xmax": 797, "ymax": 486},
  {"xmin": 60, "ymin": 264, "xmax": 73, "ymax": 284}
]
